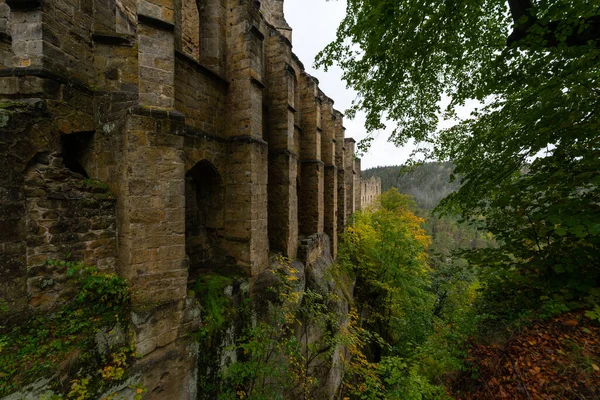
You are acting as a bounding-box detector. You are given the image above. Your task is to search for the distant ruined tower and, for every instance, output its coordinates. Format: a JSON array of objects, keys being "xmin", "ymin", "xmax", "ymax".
[{"xmin": 361, "ymin": 176, "xmax": 382, "ymax": 208}]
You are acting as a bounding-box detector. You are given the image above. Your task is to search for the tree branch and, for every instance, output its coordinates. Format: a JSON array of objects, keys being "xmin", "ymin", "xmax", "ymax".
[
  {"xmin": 508, "ymin": 0, "xmax": 535, "ymax": 25},
  {"xmin": 507, "ymin": 0, "xmax": 600, "ymax": 48}
]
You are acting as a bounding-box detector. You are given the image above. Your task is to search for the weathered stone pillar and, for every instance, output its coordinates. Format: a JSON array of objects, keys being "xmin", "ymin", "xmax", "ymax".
[
  {"xmin": 117, "ymin": 109, "xmax": 200, "ymax": 400},
  {"xmin": 344, "ymin": 138, "xmax": 356, "ymax": 219},
  {"xmin": 6, "ymin": 0, "xmax": 44, "ymax": 68},
  {"xmin": 223, "ymin": 2, "xmax": 268, "ymax": 275},
  {"xmin": 265, "ymin": 31, "xmax": 298, "ymax": 259},
  {"xmin": 334, "ymin": 110, "xmax": 346, "ymax": 235},
  {"xmin": 198, "ymin": 0, "xmax": 226, "ymax": 73},
  {"xmin": 137, "ymin": 0, "xmax": 175, "ymax": 109},
  {"xmin": 298, "ymin": 73, "xmax": 324, "ymax": 236},
  {"xmin": 118, "ymin": 111, "xmax": 187, "ymax": 332},
  {"xmin": 321, "ymin": 95, "xmax": 337, "ymax": 258}
]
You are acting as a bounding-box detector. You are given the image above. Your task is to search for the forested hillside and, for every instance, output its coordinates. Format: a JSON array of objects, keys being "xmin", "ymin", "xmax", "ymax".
[
  {"xmin": 362, "ymin": 163, "xmax": 459, "ymax": 210},
  {"xmin": 324, "ymin": 0, "xmax": 600, "ymax": 395}
]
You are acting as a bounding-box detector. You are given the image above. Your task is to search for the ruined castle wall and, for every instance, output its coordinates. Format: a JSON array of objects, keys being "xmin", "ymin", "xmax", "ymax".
[
  {"xmin": 24, "ymin": 153, "xmax": 117, "ymax": 310},
  {"xmin": 0, "ymin": 0, "xmax": 368, "ymax": 397}
]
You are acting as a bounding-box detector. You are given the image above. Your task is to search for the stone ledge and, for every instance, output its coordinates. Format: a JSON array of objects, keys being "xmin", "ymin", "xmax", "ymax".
[
  {"xmin": 249, "ymin": 24, "xmax": 264, "ymax": 41},
  {"xmin": 269, "ymin": 148, "xmax": 298, "ymax": 159},
  {"xmin": 138, "ymin": 14, "xmax": 175, "ymax": 32},
  {"xmin": 230, "ymin": 135, "xmax": 268, "ymax": 147},
  {"xmin": 250, "ymin": 76, "xmax": 266, "ymax": 90},
  {"xmin": 128, "ymin": 105, "xmax": 185, "ymax": 121},
  {"xmin": 0, "ymin": 67, "xmax": 93, "ymax": 95},
  {"xmin": 302, "ymin": 72, "xmax": 320, "ymax": 86},
  {"xmin": 284, "ymin": 63, "xmax": 296, "ymax": 76},
  {"xmin": 270, "ymin": 25, "xmax": 292, "ymax": 48},
  {"xmin": 174, "ymin": 50, "xmax": 229, "ymax": 87},
  {"xmin": 92, "ymin": 32, "xmax": 135, "ymax": 47},
  {"xmin": 222, "ymin": 235, "xmax": 251, "ymax": 244},
  {"xmin": 182, "ymin": 126, "xmax": 229, "ymax": 143},
  {"xmin": 299, "ymin": 159, "xmax": 325, "ymax": 166}
]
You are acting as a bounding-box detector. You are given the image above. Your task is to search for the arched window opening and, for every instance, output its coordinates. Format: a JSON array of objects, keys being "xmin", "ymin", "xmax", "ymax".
[
  {"xmin": 61, "ymin": 132, "xmax": 94, "ymax": 178},
  {"xmin": 182, "ymin": 0, "xmax": 200, "ymax": 61},
  {"xmin": 185, "ymin": 160, "xmax": 225, "ymax": 285}
]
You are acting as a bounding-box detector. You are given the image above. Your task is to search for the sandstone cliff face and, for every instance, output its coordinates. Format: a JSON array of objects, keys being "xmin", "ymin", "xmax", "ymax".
[{"xmin": 0, "ymin": 0, "xmax": 368, "ymax": 398}]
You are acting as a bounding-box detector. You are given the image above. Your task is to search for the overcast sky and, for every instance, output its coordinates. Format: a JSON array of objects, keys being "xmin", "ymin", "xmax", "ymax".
[{"xmin": 283, "ymin": 0, "xmax": 414, "ymax": 169}]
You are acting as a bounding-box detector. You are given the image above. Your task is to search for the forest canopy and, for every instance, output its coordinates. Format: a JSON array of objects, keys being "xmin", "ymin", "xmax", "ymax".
[{"xmin": 318, "ymin": 0, "xmax": 600, "ymax": 313}]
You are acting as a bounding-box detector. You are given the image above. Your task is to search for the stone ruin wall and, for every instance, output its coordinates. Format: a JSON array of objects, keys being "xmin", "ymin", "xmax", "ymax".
[
  {"xmin": 0, "ymin": 0, "xmax": 377, "ymax": 398},
  {"xmin": 361, "ymin": 176, "xmax": 382, "ymax": 208}
]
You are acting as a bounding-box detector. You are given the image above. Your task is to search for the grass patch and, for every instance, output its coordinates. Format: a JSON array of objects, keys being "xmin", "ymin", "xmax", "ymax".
[{"xmin": 192, "ymin": 273, "xmax": 237, "ymax": 340}]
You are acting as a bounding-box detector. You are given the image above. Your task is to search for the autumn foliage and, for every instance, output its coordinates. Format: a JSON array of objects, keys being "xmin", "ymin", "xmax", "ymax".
[{"xmin": 452, "ymin": 311, "xmax": 600, "ymax": 400}]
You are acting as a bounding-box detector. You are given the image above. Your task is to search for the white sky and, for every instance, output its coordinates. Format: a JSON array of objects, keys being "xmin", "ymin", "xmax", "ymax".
[{"xmin": 283, "ymin": 0, "xmax": 413, "ymax": 169}]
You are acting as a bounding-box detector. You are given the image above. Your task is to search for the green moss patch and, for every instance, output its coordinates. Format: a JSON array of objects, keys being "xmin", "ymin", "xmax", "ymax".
[{"xmin": 0, "ymin": 260, "xmax": 135, "ymax": 398}]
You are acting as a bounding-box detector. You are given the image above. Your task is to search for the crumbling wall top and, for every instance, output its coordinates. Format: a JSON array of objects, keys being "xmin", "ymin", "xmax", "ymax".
[{"xmin": 260, "ymin": 0, "xmax": 292, "ymax": 40}]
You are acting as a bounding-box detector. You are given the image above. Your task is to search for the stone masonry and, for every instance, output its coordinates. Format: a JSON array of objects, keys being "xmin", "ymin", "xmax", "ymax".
[{"xmin": 0, "ymin": 0, "xmax": 378, "ymax": 398}]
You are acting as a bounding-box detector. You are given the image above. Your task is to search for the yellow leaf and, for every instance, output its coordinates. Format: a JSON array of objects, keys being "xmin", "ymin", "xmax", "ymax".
[{"xmin": 592, "ymin": 364, "xmax": 599, "ymax": 372}]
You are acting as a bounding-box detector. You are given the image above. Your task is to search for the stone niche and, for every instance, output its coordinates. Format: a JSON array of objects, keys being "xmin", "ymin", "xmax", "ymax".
[{"xmin": 185, "ymin": 159, "xmax": 230, "ymax": 284}]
